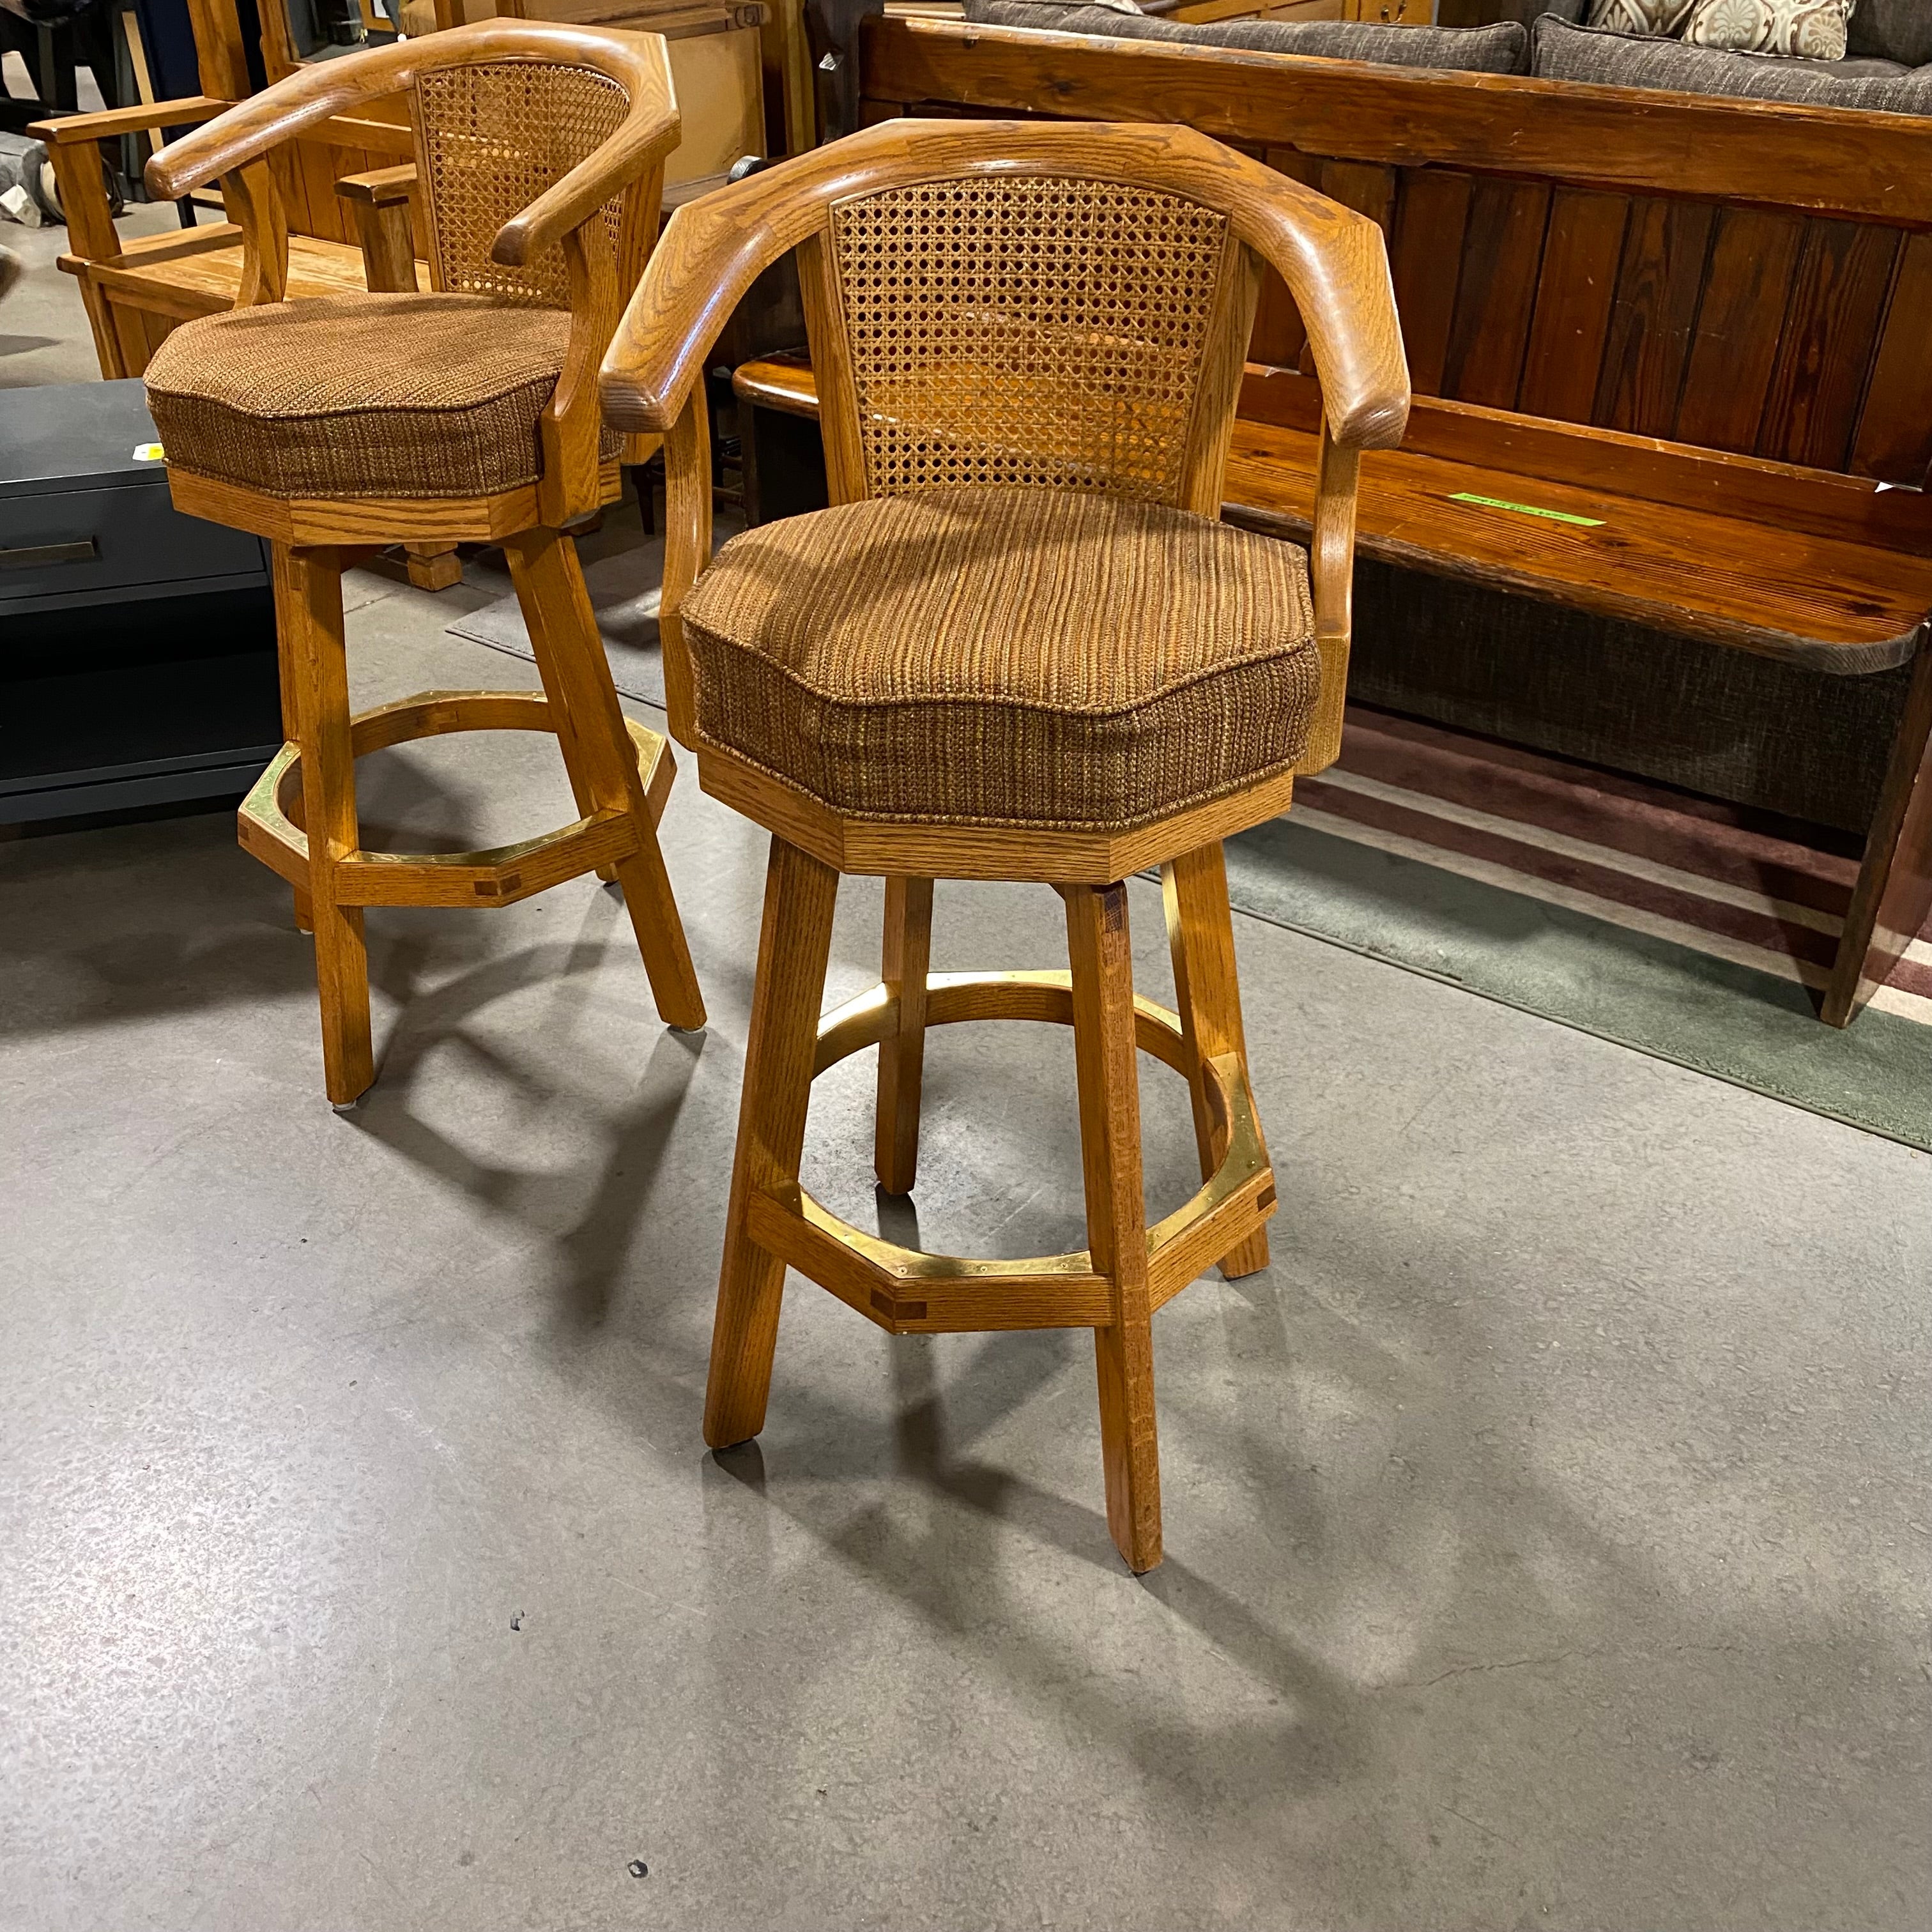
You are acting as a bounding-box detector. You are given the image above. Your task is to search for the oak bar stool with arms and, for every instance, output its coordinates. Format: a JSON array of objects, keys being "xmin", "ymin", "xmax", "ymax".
[
  {"xmin": 600, "ymin": 120, "xmax": 1409, "ymax": 1572},
  {"xmin": 138, "ymin": 22, "xmax": 707, "ymax": 1107}
]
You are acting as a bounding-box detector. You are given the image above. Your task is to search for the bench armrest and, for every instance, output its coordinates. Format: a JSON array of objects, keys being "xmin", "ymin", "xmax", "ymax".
[
  {"xmin": 336, "ymin": 165, "xmax": 420, "ymax": 295},
  {"xmin": 30, "ymin": 98, "xmax": 232, "ymax": 146},
  {"xmin": 335, "ymin": 163, "xmax": 417, "ymax": 207}
]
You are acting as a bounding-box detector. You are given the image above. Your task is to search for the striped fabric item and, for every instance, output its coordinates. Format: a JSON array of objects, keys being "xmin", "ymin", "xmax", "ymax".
[{"xmin": 1296, "ymin": 707, "xmax": 1932, "ymax": 1026}]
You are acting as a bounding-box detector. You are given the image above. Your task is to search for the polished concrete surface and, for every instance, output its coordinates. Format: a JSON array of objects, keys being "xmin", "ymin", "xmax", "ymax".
[
  {"xmin": 4, "ymin": 238, "xmax": 1930, "ymax": 1931},
  {"xmin": 4, "ymin": 571, "xmax": 1929, "ymax": 1931}
]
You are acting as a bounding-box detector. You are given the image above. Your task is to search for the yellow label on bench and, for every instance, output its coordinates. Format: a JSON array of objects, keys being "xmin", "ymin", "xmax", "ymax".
[{"xmin": 1449, "ymin": 491, "xmax": 1604, "ymax": 528}]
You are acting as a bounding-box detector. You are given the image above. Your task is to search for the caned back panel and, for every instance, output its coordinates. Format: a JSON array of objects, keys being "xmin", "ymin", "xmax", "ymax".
[
  {"xmin": 413, "ymin": 59, "xmax": 628, "ymax": 307},
  {"xmin": 825, "ymin": 174, "xmax": 1232, "ymax": 504}
]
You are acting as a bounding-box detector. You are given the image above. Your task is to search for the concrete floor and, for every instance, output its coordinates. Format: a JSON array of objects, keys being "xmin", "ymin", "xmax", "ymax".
[{"xmin": 4, "ymin": 224, "xmax": 1931, "ymax": 1932}]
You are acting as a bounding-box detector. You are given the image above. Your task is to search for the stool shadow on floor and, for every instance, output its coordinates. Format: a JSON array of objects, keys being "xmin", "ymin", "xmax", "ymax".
[{"xmin": 342, "ymin": 895, "xmax": 709, "ymax": 1331}]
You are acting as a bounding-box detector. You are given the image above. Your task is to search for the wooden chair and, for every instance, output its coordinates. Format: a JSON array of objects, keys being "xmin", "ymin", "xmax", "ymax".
[
  {"xmin": 30, "ymin": 0, "xmax": 481, "ymax": 588},
  {"xmin": 139, "ymin": 19, "xmax": 707, "ymax": 1106},
  {"xmin": 599, "ymin": 119, "xmax": 1407, "ymax": 1571}
]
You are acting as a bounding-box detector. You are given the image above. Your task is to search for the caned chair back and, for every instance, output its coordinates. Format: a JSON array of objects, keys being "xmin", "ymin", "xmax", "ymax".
[
  {"xmin": 825, "ymin": 172, "xmax": 1238, "ymax": 506},
  {"xmin": 412, "ymin": 57, "xmax": 633, "ymax": 307}
]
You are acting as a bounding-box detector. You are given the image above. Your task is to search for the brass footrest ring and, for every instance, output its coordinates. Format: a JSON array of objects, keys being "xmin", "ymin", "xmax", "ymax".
[
  {"xmin": 751, "ymin": 970, "xmax": 1276, "ymax": 1335},
  {"xmin": 238, "ymin": 689, "xmax": 673, "ymax": 909}
]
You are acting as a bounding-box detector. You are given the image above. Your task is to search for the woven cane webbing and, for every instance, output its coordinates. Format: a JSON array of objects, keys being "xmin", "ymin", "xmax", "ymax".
[
  {"xmin": 827, "ymin": 176, "xmax": 1230, "ymax": 503},
  {"xmin": 415, "ymin": 59, "xmax": 627, "ymax": 308},
  {"xmin": 679, "ymin": 486, "xmax": 1320, "ymax": 829}
]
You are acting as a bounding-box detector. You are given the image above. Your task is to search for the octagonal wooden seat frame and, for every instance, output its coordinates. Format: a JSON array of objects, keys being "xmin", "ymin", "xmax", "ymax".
[
  {"xmin": 144, "ymin": 21, "xmax": 707, "ymax": 1106},
  {"xmin": 600, "ymin": 118, "xmax": 1409, "ymax": 1571}
]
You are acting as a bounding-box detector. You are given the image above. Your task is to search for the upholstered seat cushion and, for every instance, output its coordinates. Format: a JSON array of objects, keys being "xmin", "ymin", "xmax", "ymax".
[
  {"xmin": 144, "ymin": 291, "xmax": 602, "ymax": 500},
  {"xmin": 679, "ymin": 487, "xmax": 1322, "ymax": 831}
]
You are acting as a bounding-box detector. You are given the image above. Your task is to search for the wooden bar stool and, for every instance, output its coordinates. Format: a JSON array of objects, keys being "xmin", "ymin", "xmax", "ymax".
[
  {"xmin": 600, "ymin": 121, "xmax": 1408, "ymax": 1570},
  {"xmin": 137, "ymin": 22, "xmax": 706, "ymax": 1106}
]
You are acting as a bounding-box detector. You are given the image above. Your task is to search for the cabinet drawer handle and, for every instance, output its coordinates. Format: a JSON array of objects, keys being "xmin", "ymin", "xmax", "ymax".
[{"xmin": 1, "ymin": 539, "xmax": 99, "ymax": 571}]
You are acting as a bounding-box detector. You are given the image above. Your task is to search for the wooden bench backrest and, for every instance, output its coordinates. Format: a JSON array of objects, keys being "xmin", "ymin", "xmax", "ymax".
[{"xmin": 858, "ymin": 19, "xmax": 1932, "ymax": 489}]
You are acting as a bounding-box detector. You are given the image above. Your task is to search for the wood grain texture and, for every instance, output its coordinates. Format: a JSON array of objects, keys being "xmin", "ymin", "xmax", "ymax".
[
  {"xmin": 874, "ymin": 876, "xmax": 934, "ymax": 1195},
  {"xmin": 1162, "ymin": 842, "xmax": 1269, "ymax": 1278},
  {"xmin": 857, "ymin": 17, "xmax": 1932, "ymax": 226},
  {"xmin": 144, "ymin": 19, "xmax": 678, "ymax": 268},
  {"xmin": 1386, "ymin": 167, "xmax": 1471, "ymax": 398},
  {"xmin": 1064, "ymin": 880, "xmax": 1163, "ymax": 1574},
  {"xmin": 277, "ymin": 543, "xmax": 374, "ymax": 1105},
  {"xmin": 1220, "ymin": 415, "xmax": 1932, "ymax": 670},
  {"xmin": 1853, "ymin": 233, "xmax": 1932, "ymax": 487},
  {"xmin": 1673, "ymin": 206, "xmax": 1803, "ymax": 456},
  {"xmin": 1593, "ymin": 196, "xmax": 1715, "ymax": 439},
  {"xmin": 505, "ymin": 526, "xmax": 706, "ymax": 1028},
  {"xmin": 703, "ymin": 836, "xmax": 841, "ymax": 1449},
  {"xmin": 1248, "ymin": 148, "xmax": 1322, "ymax": 372},
  {"xmin": 601, "ymin": 116, "xmax": 1409, "ymax": 452},
  {"xmin": 1759, "ymin": 218, "xmax": 1903, "ymax": 473},
  {"xmin": 1517, "ymin": 188, "xmax": 1627, "ymax": 425},
  {"xmin": 694, "ymin": 744, "xmax": 1302, "ymax": 884},
  {"xmin": 1441, "ymin": 178, "xmax": 1550, "ymax": 411}
]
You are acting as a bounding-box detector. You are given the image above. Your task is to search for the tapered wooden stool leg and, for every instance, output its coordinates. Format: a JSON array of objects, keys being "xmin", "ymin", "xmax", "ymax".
[
  {"xmin": 270, "ymin": 548, "xmax": 314, "ymax": 936},
  {"xmin": 277, "ymin": 542, "xmax": 374, "ymax": 1106},
  {"xmin": 505, "ymin": 527, "xmax": 706, "ymax": 1030},
  {"xmin": 705, "ymin": 837, "xmax": 841, "ymax": 1448},
  {"xmin": 1064, "ymin": 880, "xmax": 1163, "ymax": 1574},
  {"xmin": 1163, "ymin": 840, "xmax": 1270, "ymax": 1278},
  {"xmin": 875, "ymin": 875, "xmax": 934, "ymax": 1195}
]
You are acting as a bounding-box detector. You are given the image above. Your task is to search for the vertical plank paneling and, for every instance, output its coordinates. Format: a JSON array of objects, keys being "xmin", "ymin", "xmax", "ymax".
[
  {"xmin": 1388, "ymin": 167, "xmax": 1472, "ymax": 397},
  {"xmin": 1759, "ymin": 218, "xmax": 1901, "ymax": 471},
  {"xmin": 1854, "ymin": 234, "xmax": 1932, "ymax": 483},
  {"xmin": 1246, "ymin": 148, "xmax": 1324, "ymax": 372},
  {"xmin": 1440, "ymin": 177, "xmax": 1552, "ymax": 410},
  {"xmin": 1673, "ymin": 207, "xmax": 1804, "ymax": 454},
  {"xmin": 1517, "ymin": 188, "xmax": 1629, "ymax": 423},
  {"xmin": 1593, "ymin": 196, "xmax": 1717, "ymax": 437},
  {"xmin": 1300, "ymin": 160, "xmax": 1398, "ymax": 375}
]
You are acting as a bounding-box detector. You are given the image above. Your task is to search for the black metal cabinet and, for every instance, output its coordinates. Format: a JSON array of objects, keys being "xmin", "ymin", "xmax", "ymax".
[{"xmin": 1, "ymin": 381, "xmax": 281, "ymax": 824}]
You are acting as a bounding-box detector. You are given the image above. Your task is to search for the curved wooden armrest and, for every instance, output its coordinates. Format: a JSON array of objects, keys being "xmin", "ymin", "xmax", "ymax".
[
  {"xmin": 336, "ymin": 163, "xmax": 417, "ymax": 207},
  {"xmin": 144, "ymin": 45, "xmax": 420, "ymax": 199},
  {"xmin": 601, "ymin": 118, "xmax": 1411, "ymax": 448},
  {"xmin": 490, "ymin": 100, "xmax": 679, "ymax": 267},
  {"xmin": 31, "ymin": 97, "xmax": 231, "ymax": 146},
  {"xmin": 145, "ymin": 20, "xmax": 675, "ymax": 210}
]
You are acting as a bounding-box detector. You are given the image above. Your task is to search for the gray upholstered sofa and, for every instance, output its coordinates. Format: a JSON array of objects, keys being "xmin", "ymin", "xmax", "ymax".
[
  {"xmin": 962, "ymin": 0, "xmax": 1932, "ymax": 111},
  {"xmin": 1524, "ymin": 0, "xmax": 1932, "ymax": 111}
]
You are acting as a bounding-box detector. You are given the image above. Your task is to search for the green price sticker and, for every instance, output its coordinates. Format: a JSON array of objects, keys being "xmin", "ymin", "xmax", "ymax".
[{"xmin": 1448, "ymin": 491, "xmax": 1604, "ymax": 528}]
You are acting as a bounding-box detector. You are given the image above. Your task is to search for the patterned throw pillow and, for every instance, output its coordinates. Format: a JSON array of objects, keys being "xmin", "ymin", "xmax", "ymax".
[
  {"xmin": 1680, "ymin": 0, "xmax": 1858, "ymax": 58},
  {"xmin": 1586, "ymin": 0, "xmax": 1696, "ymax": 34}
]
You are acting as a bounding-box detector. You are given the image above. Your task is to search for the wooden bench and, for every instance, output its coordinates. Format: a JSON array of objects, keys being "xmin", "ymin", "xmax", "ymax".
[{"xmin": 732, "ymin": 15, "xmax": 1932, "ymax": 1026}]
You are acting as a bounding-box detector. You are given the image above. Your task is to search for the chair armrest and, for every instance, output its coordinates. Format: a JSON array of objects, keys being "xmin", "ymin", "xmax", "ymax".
[
  {"xmin": 337, "ymin": 165, "xmax": 420, "ymax": 295},
  {"xmin": 599, "ymin": 118, "xmax": 1413, "ymax": 451},
  {"xmin": 30, "ymin": 98, "xmax": 231, "ymax": 146},
  {"xmin": 488, "ymin": 98, "xmax": 678, "ymax": 267},
  {"xmin": 335, "ymin": 163, "xmax": 417, "ymax": 207},
  {"xmin": 143, "ymin": 42, "xmax": 427, "ymax": 199}
]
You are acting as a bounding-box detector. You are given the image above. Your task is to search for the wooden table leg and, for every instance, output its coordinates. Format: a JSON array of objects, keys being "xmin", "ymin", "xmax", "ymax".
[
  {"xmin": 505, "ymin": 526, "xmax": 706, "ymax": 1031},
  {"xmin": 1064, "ymin": 878, "xmax": 1163, "ymax": 1575},
  {"xmin": 875, "ymin": 875, "xmax": 933, "ymax": 1195},
  {"xmin": 705, "ymin": 836, "xmax": 841, "ymax": 1449},
  {"xmin": 1163, "ymin": 839, "xmax": 1269, "ymax": 1276},
  {"xmin": 277, "ymin": 542, "xmax": 373, "ymax": 1106}
]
